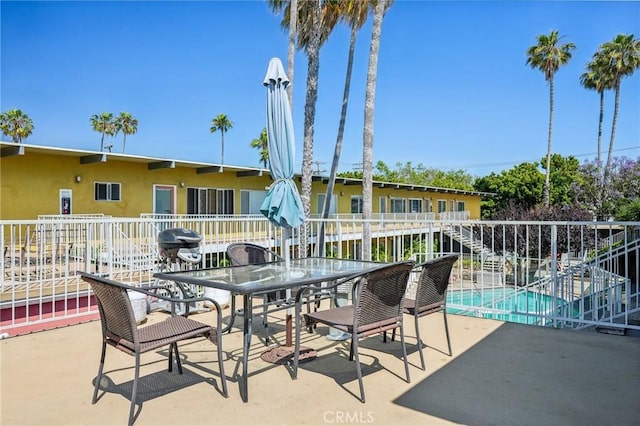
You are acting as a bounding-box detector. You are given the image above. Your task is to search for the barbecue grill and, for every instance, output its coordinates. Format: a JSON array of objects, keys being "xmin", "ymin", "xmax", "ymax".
[{"xmin": 157, "ymin": 227, "xmax": 202, "ymax": 265}]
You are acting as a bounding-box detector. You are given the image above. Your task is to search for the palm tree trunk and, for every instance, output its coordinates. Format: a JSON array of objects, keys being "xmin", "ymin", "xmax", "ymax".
[
  {"xmin": 603, "ymin": 84, "xmax": 620, "ymax": 188},
  {"xmin": 543, "ymin": 77, "xmax": 554, "ymax": 207},
  {"xmin": 317, "ymin": 26, "xmax": 358, "ymax": 256},
  {"xmin": 287, "ymin": 0, "xmax": 297, "ymax": 109},
  {"xmin": 299, "ymin": 0, "xmax": 321, "ymax": 258},
  {"xmin": 595, "ymin": 89, "xmax": 605, "ymax": 218},
  {"xmin": 362, "ymin": 0, "xmax": 387, "ymax": 261},
  {"xmin": 221, "ymin": 131, "xmax": 225, "ymax": 164},
  {"xmin": 122, "ymin": 134, "xmax": 127, "ymax": 153},
  {"xmin": 100, "ymin": 132, "xmax": 105, "ymax": 152}
]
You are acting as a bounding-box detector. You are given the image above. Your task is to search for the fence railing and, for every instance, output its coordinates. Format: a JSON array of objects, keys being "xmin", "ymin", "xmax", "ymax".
[{"xmin": 2, "ymin": 216, "xmax": 639, "ymax": 337}]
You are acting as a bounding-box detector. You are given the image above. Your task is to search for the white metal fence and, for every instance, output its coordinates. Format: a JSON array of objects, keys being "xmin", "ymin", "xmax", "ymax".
[{"xmin": 1, "ymin": 215, "xmax": 639, "ymax": 337}]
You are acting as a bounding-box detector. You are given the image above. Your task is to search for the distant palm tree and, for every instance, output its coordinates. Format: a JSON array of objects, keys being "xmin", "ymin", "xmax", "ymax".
[
  {"xmin": 90, "ymin": 112, "xmax": 115, "ymax": 152},
  {"xmin": 599, "ymin": 34, "xmax": 640, "ymax": 186},
  {"xmin": 580, "ymin": 51, "xmax": 615, "ymax": 217},
  {"xmin": 580, "ymin": 53, "xmax": 613, "ymax": 175},
  {"xmin": 0, "ymin": 109, "xmax": 34, "ymax": 143},
  {"xmin": 251, "ymin": 128, "xmax": 269, "ymax": 168},
  {"xmin": 210, "ymin": 114, "xmax": 233, "ymax": 164},
  {"xmin": 526, "ymin": 30, "xmax": 576, "ymax": 207},
  {"xmin": 114, "ymin": 112, "xmax": 139, "ymax": 153}
]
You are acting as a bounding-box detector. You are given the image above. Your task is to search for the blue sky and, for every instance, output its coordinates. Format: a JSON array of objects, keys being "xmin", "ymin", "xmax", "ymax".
[{"xmin": 2, "ymin": 1, "xmax": 639, "ymax": 177}]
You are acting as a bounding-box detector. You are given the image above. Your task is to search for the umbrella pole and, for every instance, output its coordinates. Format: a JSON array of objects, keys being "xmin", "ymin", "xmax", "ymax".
[
  {"xmin": 284, "ymin": 228, "xmax": 292, "ymax": 347},
  {"xmin": 261, "ymin": 227, "xmax": 317, "ymax": 365}
]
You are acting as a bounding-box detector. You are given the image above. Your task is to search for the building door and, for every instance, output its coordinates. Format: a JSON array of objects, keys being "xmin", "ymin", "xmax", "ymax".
[{"xmin": 154, "ymin": 185, "xmax": 175, "ymax": 215}]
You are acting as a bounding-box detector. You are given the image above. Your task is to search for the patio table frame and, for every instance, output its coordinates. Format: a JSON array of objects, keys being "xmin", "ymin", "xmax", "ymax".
[{"xmin": 154, "ymin": 257, "xmax": 384, "ymax": 402}]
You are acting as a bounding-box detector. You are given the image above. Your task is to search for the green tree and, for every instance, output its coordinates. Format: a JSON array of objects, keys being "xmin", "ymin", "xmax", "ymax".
[
  {"xmin": 90, "ymin": 112, "xmax": 115, "ymax": 152},
  {"xmin": 114, "ymin": 112, "xmax": 138, "ymax": 153},
  {"xmin": 362, "ymin": 0, "xmax": 393, "ymax": 261},
  {"xmin": 598, "ymin": 34, "xmax": 640, "ymax": 187},
  {"xmin": 250, "ymin": 128, "xmax": 269, "ymax": 168},
  {"xmin": 526, "ymin": 30, "xmax": 576, "ymax": 207},
  {"xmin": 210, "ymin": 113, "xmax": 233, "ymax": 164},
  {"xmin": 474, "ymin": 162, "xmax": 544, "ymax": 219},
  {"xmin": 0, "ymin": 109, "xmax": 34, "ymax": 143}
]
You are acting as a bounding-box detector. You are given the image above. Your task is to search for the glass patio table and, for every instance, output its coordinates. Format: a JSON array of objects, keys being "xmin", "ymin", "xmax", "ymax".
[{"xmin": 153, "ymin": 257, "xmax": 384, "ymax": 402}]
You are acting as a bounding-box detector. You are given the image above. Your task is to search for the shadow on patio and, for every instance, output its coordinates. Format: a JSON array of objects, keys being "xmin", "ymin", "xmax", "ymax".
[{"xmin": 1, "ymin": 304, "xmax": 638, "ymax": 425}]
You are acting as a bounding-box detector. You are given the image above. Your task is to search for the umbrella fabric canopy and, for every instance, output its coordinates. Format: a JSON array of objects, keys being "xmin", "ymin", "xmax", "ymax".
[{"xmin": 260, "ymin": 57, "xmax": 304, "ymax": 229}]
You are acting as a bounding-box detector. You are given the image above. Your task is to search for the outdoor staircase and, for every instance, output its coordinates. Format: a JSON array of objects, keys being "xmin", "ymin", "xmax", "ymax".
[{"xmin": 443, "ymin": 225, "xmax": 503, "ymax": 271}]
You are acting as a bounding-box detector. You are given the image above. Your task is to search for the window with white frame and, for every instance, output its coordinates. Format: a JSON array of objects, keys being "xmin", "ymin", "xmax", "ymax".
[
  {"xmin": 426, "ymin": 198, "xmax": 432, "ymax": 213},
  {"xmin": 449, "ymin": 200, "xmax": 455, "ymax": 212},
  {"xmin": 457, "ymin": 201, "xmax": 465, "ymax": 211},
  {"xmin": 317, "ymin": 193, "xmax": 337, "ymax": 215},
  {"xmin": 437, "ymin": 199, "xmax": 446, "ymax": 213},
  {"xmin": 351, "ymin": 195, "xmax": 363, "ymax": 214},
  {"xmin": 408, "ymin": 198, "xmax": 422, "ymax": 213},
  {"xmin": 94, "ymin": 182, "xmax": 121, "ymax": 201},
  {"xmin": 390, "ymin": 197, "xmax": 406, "ymax": 213},
  {"xmin": 379, "ymin": 196, "xmax": 387, "ymax": 213},
  {"xmin": 241, "ymin": 190, "xmax": 267, "ymax": 214}
]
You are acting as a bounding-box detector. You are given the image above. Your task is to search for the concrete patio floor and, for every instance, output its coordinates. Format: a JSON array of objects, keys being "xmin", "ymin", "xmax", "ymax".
[{"xmin": 2, "ymin": 300, "xmax": 639, "ymax": 426}]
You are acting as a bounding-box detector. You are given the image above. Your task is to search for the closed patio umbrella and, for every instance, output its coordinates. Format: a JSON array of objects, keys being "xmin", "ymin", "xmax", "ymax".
[
  {"xmin": 260, "ymin": 57, "xmax": 304, "ymax": 231},
  {"xmin": 260, "ymin": 57, "xmax": 313, "ymax": 364}
]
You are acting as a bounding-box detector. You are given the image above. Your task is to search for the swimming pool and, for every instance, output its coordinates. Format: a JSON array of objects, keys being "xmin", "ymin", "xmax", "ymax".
[{"xmin": 446, "ymin": 288, "xmax": 574, "ymax": 325}]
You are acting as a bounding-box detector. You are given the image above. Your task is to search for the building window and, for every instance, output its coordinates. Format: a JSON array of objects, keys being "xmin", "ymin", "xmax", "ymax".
[
  {"xmin": 437, "ymin": 199, "xmax": 446, "ymax": 213},
  {"xmin": 408, "ymin": 198, "xmax": 422, "ymax": 213},
  {"xmin": 187, "ymin": 188, "xmax": 234, "ymax": 214},
  {"xmin": 241, "ymin": 190, "xmax": 267, "ymax": 214},
  {"xmin": 457, "ymin": 201, "xmax": 465, "ymax": 211},
  {"xmin": 390, "ymin": 197, "xmax": 406, "ymax": 213},
  {"xmin": 426, "ymin": 198, "xmax": 432, "ymax": 213},
  {"xmin": 351, "ymin": 196, "xmax": 363, "ymax": 214},
  {"xmin": 379, "ymin": 196, "xmax": 387, "ymax": 213},
  {"xmin": 94, "ymin": 182, "xmax": 121, "ymax": 201}
]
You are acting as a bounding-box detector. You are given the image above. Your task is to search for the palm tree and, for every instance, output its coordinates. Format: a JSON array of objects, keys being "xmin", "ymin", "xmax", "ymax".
[
  {"xmin": 580, "ymin": 52, "xmax": 614, "ymax": 218},
  {"xmin": 0, "ymin": 109, "xmax": 34, "ymax": 143},
  {"xmin": 90, "ymin": 112, "xmax": 115, "ymax": 152},
  {"xmin": 210, "ymin": 114, "xmax": 233, "ymax": 164},
  {"xmin": 287, "ymin": 0, "xmax": 297, "ymax": 108},
  {"xmin": 114, "ymin": 112, "xmax": 138, "ymax": 153},
  {"xmin": 580, "ymin": 54, "xmax": 613, "ymax": 175},
  {"xmin": 270, "ymin": 0, "xmax": 334, "ymax": 257},
  {"xmin": 318, "ymin": 0, "xmax": 373, "ymax": 256},
  {"xmin": 599, "ymin": 34, "xmax": 640, "ymax": 187},
  {"xmin": 362, "ymin": 0, "xmax": 392, "ymax": 261},
  {"xmin": 250, "ymin": 128, "xmax": 269, "ymax": 168},
  {"xmin": 526, "ymin": 30, "xmax": 576, "ymax": 207}
]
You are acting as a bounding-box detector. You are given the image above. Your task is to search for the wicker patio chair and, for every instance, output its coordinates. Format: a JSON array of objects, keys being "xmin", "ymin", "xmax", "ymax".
[
  {"xmin": 391, "ymin": 254, "xmax": 459, "ymax": 369},
  {"xmin": 293, "ymin": 261, "xmax": 415, "ymax": 403},
  {"xmin": 226, "ymin": 242, "xmax": 289, "ymax": 345},
  {"xmin": 79, "ymin": 272, "xmax": 228, "ymax": 426}
]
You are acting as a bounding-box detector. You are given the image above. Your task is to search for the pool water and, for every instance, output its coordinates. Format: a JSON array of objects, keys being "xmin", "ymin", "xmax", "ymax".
[{"xmin": 446, "ymin": 288, "xmax": 574, "ymax": 325}]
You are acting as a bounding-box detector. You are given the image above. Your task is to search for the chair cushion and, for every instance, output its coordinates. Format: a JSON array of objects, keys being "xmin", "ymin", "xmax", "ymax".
[
  {"xmin": 305, "ymin": 306, "xmax": 401, "ymax": 337},
  {"xmin": 110, "ymin": 316, "xmax": 214, "ymax": 354},
  {"xmin": 403, "ymin": 298, "xmax": 444, "ymax": 316}
]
